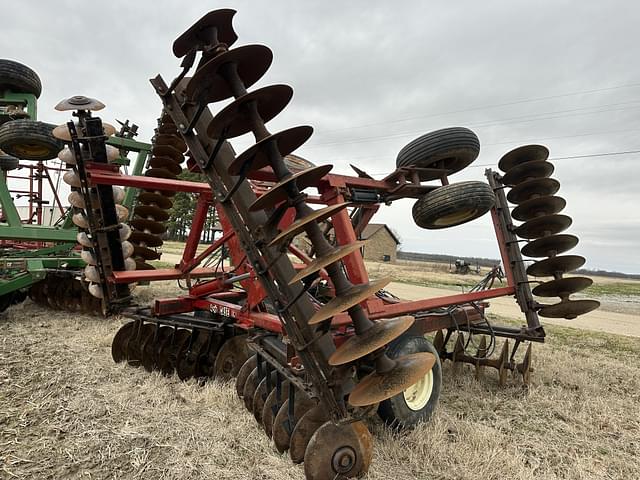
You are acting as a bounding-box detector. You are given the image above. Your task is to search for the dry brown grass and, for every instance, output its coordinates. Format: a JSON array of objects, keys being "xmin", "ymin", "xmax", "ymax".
[{"xmin": 1, "ymin": 282, "xmax": 639, "ymax": 479}]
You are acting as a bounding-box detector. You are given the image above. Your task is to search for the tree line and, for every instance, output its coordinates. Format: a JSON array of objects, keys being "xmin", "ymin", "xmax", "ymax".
[{"xmin": 164, "ymin": 170, "xmax": 218, "ymax": 242}]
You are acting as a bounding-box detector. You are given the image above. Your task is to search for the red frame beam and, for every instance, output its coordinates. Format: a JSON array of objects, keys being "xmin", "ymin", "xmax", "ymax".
[
  {"xmin": 88, "ymin": 161, "xmax": 521, "ymax": 336},
  {"xmin": 88, "ymin": 170, "xmax": 212, "ymax": 194},
  {"xmin": 111, "ymin": 267, "xmax": 217, "ymax": 283}
]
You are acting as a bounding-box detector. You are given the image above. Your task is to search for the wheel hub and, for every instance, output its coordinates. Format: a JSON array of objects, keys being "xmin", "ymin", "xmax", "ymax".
[
  {"xmin": 332, "ymin": 446, "xmax": 356, "ymax": 473},
  {"xmin": 403, "ymin": 369, "xmax": 434, "ymax": 411},
  {"xmin": 434, "ymin": 207, "xmax": 479, "ymax": 226}
]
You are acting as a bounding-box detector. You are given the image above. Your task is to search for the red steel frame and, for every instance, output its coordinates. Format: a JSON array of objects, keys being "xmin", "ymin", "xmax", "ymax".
[
  {"xmin": 86, "ymin": 164, "xmax": 517, "ymax": 336},
  {"xmin": 2, "ymin": 161, "xmax": 67, "ymax": 224}
]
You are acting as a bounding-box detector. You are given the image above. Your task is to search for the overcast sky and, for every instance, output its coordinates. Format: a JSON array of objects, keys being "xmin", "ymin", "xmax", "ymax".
[{"xmin": 3, "ymin": 1, "xmax": 639, "ymax": 273}]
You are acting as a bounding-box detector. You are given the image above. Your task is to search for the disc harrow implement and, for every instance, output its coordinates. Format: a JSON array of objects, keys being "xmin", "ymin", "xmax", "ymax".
[
  {"xmin": 111, "ymin": 315, "xmax": 249, "ymax": 382},
  {"xmin": 129, "ymin": 114, "xmax": 186, "ymax": 270},
  {"xmin": 145, "ymin": 9, "xmax": 445, "ymax": 477},
  {"xmin": 54, "ymin": 97, "xmax": 134, "ymax": 313},
  {"xmin": 32, "ymin": 9, "xmax": 600, "ymax": 479},
  {"xmin": 498, "ymin": 145, "xmax": 600, "ymax": 319}
]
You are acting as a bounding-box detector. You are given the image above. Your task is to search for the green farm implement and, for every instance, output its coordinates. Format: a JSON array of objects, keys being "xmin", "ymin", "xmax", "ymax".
[{"xmin": 0, "ymin": 60, "xmax": 151, "ymax": 312}]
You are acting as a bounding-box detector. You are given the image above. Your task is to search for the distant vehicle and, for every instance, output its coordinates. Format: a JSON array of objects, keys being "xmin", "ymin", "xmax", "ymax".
[{"xmin": 453, "ymin": 258, "xmax": 480, "ymax": 274}]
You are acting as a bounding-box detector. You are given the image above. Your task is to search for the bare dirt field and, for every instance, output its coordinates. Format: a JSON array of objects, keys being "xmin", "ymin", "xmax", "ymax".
[{"xmin": 1, "ymin": 264, "xmax": 639, "ymax": 479}]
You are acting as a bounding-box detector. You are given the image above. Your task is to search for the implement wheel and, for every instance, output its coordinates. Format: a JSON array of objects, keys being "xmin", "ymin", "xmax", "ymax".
[
  {"xmin": 0, "ymin": 153, "xmax": 18, "ymax": 171},
  {"xmin": 0, "ymin": 119, "xmax": 63, "ymax": 160},
  {"xmin": 412, "ymin": 181, "xmax": 495, "ymax": 229},
  {"xmin": 0, "ymin": 293, "xmax": 14, "ymax": 312},
  {"xmin": 378, "ymin": 335, "xmax": 442, "ymax": 428},
  {"xmin": 396, "ymin": 127, "xmax": 480, "ymax": 181},
  {"xmin": 0, "ymin": 59, "xmax": 42, "ymax": 98}
]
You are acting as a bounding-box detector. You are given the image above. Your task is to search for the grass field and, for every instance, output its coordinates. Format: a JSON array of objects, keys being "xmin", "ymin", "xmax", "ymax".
[{"xmin": 1, "ymin": 265, "xmax": 639, "ymax": 479}]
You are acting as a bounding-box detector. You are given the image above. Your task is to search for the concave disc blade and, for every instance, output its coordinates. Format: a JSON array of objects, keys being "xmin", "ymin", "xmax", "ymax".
[
  {"xmin": 151, "ymin": 144, "xmax": 185, "ymax": 163},
  {"xmin": 507, "ymin": 178, "xmax": 560, "ymax": 204},
  {"xmin": 273, "ymin": 393, "xmax": 315, "ymax": 454},
  {"xmin": 228, "ymin": 126, "xmax": 314, "ymax": 175},
  {"xmin": 177, "ymin": 330, "xmax": 209, "ymax": 381},
  {"xmin": 252, "ymin": 371, "xmax": 278, "ymax": 424},
  {"xmin": 134, "ymin": 204, "xmax": 170, "ymax": 222},
  {"xmin": 133, "ymin": 245, "xmax": 161, "ymax": 261},
  {"xmin": 68, "ymin": 191, "xmax": 85, "ymax": 209},
  {"xmin": 53, "ymin": 122, "xmax": 115, "ymax": 141},
  {"xmin": 144, "ymin": 167, "xmax": 176, "ymax": 180},
  {"xmin": 514, "ymin": 214, "xmax": 572, "ymax": 239},
  {"xmin": 329, "ymin": 316, "xmax": 414, "ymax": 366},
  {"xmin": 131, "ymin": 217, "xmax": 167, "ymax": 235},
  {"xmin": 63, "ymin": 170, "xmax": 81, "ymax": 188},
  {"xmin": 149, "ymin": 156, "xmax": 183, "ymax": 175},
  {"xmin": 521, "ymin": 234, "xmax": 578, "ymax": 258},
  {"xmin": 348, "ymin": 352, "xmax": 436, "ymax": 407},
  {"xmin": 512, "ymin": 195, "xmax": 566, "ymax": 222},
  {"xmin": 242, "ymin": 368, "xmax": 260, "ymax": 411},
  {"xmin": 289, "ymin": 241, "xmax": 365, "ymax": 285},
  {"xmin": 142, "ymin": 325, "xmax": 173, "ymax": 372},
  {"xmin": 502, "ymin": 160, "xmax": 554, "ymax": 186},
  {"xmin": 249, "ymin": 165, "xmax": 332, "ymax": 212},
  {"xmin": 112, "ymin": 322, "xmax": 135, "ymax": 363},
  {"xmin": 284, "ymin": 154, "xmax": 317, "ymax": 173},
  {"xmin": 186, "ymin": 44, "xmax": 272, "ymax": 103},
  {"xmin": 268, "ymin": 202, "xmax": 350, "ymax": 247},
  {"xmin": 154, "ymin": 134, "xmax": 187, "ymax": 153},
  {"xmin": 129, "ymin": 230, "xmax": 163, "ymax": 248},
  {"xmin": 262, "ymin": 381, "xmax": 290, "ymax": 438},
  {"xmin": 214, "ymin": 334, "xmax": 250, "ymax": 380},
  {"xmin": 526, "ymin": 255, "xmax": 585, "ymax": 277},
  {"xmin": 532, "ymin": 277, "xmax": 593, "ymax": 297},
  {"xmin": 157, "ymin": 329, "xmax": 191, "ymax": 376},
  {"xmin": 499, "ymin": 144, "xmax": 549, "ymax": 172},
  {"xmin": 235, "ymin": 356, "xmax": 258, "ymax": 398},
  {"xmin": 173, "ymin": 9, "xmax": 238, "ymax": 58},
  {"xmin": 303, "ymin": 421, "xmax": 373, "ymax": 480},
  {"xmin": 58, "ymin": 147, "xmax": 74, "ymax": 164},
  {"xmin": 137, "ymin": 192, "xmax": 173, "ymax": 209},
  {"xmin": 308, "ymin": 277, "xmax": 391, "ymax": 325},
  {"xmin": 158, "ymin": 123, "xmax": 177, "ymax": 135},
  {"xmin": 538, "ymin": 299, "xmax": 600, "ymax": 319},
  {"xmin": 206, "ymin": 84, "xmax": 293, "ymax": 139},
  {"xmin": 55, "ymin": 95, "xmax": 105, "ymax": 112},
  {"xmin": 126, "ymin": 323, "xmax": 155, "ymax": 367},
  {"xmin": 289, "ymin": 405, "xmax": 330, "ymax": 464}
]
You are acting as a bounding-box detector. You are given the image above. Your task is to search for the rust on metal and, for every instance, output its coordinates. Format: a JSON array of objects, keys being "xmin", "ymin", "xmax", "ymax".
[
  {"xmin": 328, "ymin": 316, "xmax": 414, "ymax": 365},
  {"xmin": 308, "ymin": 278, "xmax": 391, "ymax": 325},
  {"xmin": 249, "ymin": 165, "xmax": 332, "ymax": 212}
]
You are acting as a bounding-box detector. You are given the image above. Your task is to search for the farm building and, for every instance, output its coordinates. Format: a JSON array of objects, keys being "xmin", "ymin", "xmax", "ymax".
[{"xmin": 359, "ymin": 223, "xmax": 400, "ymax": 263}]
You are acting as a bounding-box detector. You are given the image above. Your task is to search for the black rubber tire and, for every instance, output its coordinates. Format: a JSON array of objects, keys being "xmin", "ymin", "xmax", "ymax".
[
  {"xmin": 412, "ymin": 181, "xmax": 495, "ymax": 229},
  {"xmin": 0, "ymin": 59, "xmax": 42, "ymax": 98},
  {"xmin": 0, "ymin": 293, "xmax": 14, "ymax": 312},
  {"xmin": 0, "ymin": 119, "xmax": 62, "ymax": 160},
  {"xmin": 378, "ymin": 335, "xmax": 442, "ymax": 429},
  {"xmin": 396, "ymin": 127, "xmax": 480, "ymax": 181},
  {"xmin": 0, "ymin": 154, "xmax": 18, "ymax": 171}
]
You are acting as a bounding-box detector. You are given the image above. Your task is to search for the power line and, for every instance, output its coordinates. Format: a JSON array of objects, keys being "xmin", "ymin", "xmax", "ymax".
[
  {"xmin": 470, "ymin": 149, "xmax": 640, "ymax": 168},
  {"xmin": 319, "ymin": 82, "xmax": 640, "ymax": 134},
  {"xmin": 305, "ymin": 101, "xmax": 640, "ymax": 149},
  {"xmin": 314, "ymin": 127, "xmax": 640, "ymax": 164},
  {"xmin": 361, "ymin": 149, "xmax": 640, "ymax": 177}
]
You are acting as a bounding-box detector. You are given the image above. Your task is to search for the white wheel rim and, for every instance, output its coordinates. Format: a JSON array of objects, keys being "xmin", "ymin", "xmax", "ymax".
[{"xmin": 402, "ymin": 369, "xmax": 434, "ymax": 411}]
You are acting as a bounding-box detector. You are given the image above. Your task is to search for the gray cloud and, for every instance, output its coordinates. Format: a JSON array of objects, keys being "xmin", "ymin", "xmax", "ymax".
[{"xmin": 3, "ymin": 0, "xmax": 638, "ymax": 273}]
